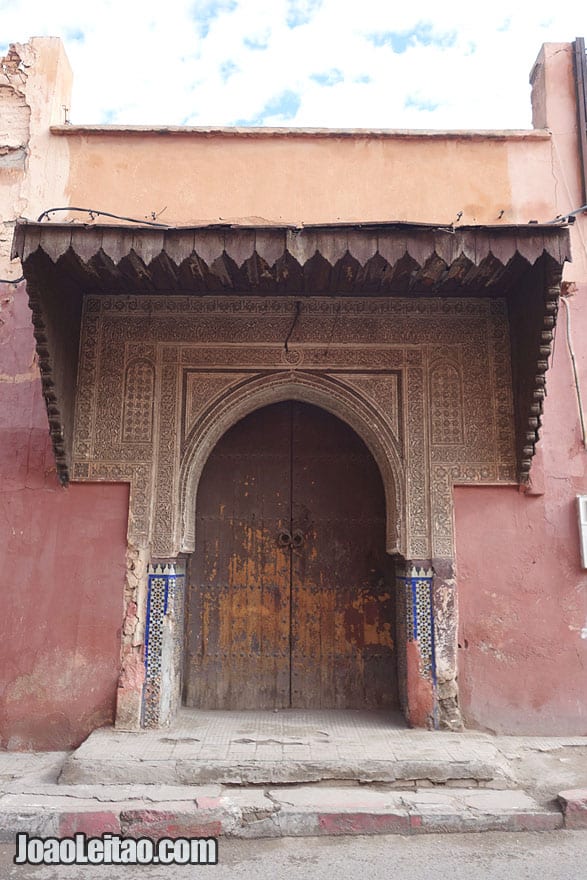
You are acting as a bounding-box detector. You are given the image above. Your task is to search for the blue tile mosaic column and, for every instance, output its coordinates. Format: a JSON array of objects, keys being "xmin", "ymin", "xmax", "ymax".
[
  {"xmin": 143, "ymin": 562, "xmax": 185, "ymax": 728},
  {"xmin": 396, "ymin": 564, "xmax": 437, "ymax": 729}
]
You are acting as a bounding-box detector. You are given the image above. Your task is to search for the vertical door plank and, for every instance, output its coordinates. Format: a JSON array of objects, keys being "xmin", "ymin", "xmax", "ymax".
[
  {"xmin": 185, "ymin": 402, "xmax": 291, "ymax": 708},
  {"xmin": 291, "ymin": 402, "xmax": 397, "ymax": 708}
]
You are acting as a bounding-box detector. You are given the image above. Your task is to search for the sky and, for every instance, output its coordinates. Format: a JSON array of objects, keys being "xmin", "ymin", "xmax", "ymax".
[{"xmin": 1, "ymin": 0, "xmax": 586, "ymax": 130}]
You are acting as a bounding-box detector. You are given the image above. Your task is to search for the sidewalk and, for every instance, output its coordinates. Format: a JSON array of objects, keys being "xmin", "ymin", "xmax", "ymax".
[{"xmin": 1, "ymin": 710, "xmax": 587, "ymax": 839}]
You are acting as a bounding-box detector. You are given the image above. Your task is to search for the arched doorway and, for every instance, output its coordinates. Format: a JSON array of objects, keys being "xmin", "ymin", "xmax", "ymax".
[{"xmin": 184, "ymin": 400, "xmax": 397, "ymax": 710}]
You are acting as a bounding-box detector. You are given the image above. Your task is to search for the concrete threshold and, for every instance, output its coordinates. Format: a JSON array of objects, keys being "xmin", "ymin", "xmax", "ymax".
[{"xmin": 58, "ymin": 709, "xmax": 512, "ymax": 788}]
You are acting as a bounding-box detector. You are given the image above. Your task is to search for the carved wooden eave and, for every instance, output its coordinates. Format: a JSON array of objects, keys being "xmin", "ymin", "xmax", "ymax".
[{"xmin": 11, "ymin": 220, "xmax": 571, "ymax": 485}]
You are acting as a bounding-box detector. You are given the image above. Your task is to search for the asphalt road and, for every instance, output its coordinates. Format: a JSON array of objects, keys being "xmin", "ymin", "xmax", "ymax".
[{"xmin": 2, "ymin": 831, "xmax": 587, "ymax": 880}]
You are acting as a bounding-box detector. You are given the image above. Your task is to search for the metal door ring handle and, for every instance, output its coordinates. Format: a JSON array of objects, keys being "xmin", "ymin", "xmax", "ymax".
[
  {"xmin": 277, "ymin": 530, "xmax": 292, "ymax": 547},
  {"xmin": 292, "ymin": 530, "xmax": 304, "ymax": 548}
]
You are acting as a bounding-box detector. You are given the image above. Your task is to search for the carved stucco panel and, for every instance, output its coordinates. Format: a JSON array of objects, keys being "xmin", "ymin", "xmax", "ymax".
[
  {"xmin": 178, "ymin": 369, "xmax": 406, "ymax": 556},
  {"xmin": 184, "ymin": 372, "xmax": 251, "ymax": 441},
  {"xmin": 429, "ymin": 359, "xmax": 464, "ymax": 446},
  {"xmin": 72, "ymin": 295, "xmax": 517, "ymax": 562},
  {"xmin": 405, "ymin": 350, "xmax": 429, "ymax": 559},
  {"xmin": 336, "ymin": 373, "xmax": 401, "ymax": 442},
  {"xmin": 73, "ymin": 308, "xmax": 100, "ymax": 461},
  {"xmin": 122, "ymin": 359, "xmax": 155, "ymax": 443},
  {"xmin": 490, "ymin": 302, "xmax": 517, "ymax": 479},
  {"xmin": 152, "ymin": 347, "xmax": 181, "ymax": 557},
  {"xmin": 180, "ymin": 346, "xmax": 406, "ymax": 371}
]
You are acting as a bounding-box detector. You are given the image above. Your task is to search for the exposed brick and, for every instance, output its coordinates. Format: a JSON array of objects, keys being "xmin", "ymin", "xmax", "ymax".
[
  {"xmin": 318, "ymin": 812, "xmax": 410, "ymax": 835},
  {"xmin": 559, "ymin": 789, "xmax": 587, "ymax": 829},
  {"xmin": 510, "ymin": 812, "xmax": 563, "ymax": 832},
  {"xmin": 120, "ymin": 809, "xmax": 222, "ymax": 839},
  {"xmin": 59, "ymin": 811, "xmax": 121, "ymax": 837}
]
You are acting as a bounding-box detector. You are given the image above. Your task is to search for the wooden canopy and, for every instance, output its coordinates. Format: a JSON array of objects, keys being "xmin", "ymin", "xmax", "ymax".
[
  {"xmin": 13, "ymin": 219, "xmax": 570, "ymax": 295},
  {"xmin": 12, "ymin": 219, "xmax": 571, "ymax": 484}
]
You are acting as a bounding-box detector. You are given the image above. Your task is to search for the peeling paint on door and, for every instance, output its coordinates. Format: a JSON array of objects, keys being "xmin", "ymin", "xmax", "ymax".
[{"xmin": 184, "ymin": 401, "xmax": 397, "ymax": 709}]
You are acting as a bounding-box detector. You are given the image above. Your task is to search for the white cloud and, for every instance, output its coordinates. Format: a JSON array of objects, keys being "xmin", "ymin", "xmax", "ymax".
[{"xmin": 0, "ymin": 0, "xmax": 585, "ymax": 128}]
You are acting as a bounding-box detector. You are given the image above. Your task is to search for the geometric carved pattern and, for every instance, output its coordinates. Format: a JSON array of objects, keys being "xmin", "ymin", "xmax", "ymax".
[
  {"xmin": 154, "ymin": 359, "xmax": 180, "ymax": 557},
  {"xmin": 489, "ymin": 300, "xmax": 518, "ymax": 479},
  {"xmin": 123, "ymin": 359, "xmax": 155, "ymax": 442},
  {"xmin": 406, "ymin": 352, "xmax": 428, "ymax": 557},
  {"xmin": 16, "ymin": 221, "xmax": 569, "ymax": 488},
  {"xmin": 73, "ymin": 295, "xmax": 517, "ymax": 560},
  {"xmin": 69, "ymin": 294, "xmax": 519, "ymax": 732},
  {"xmin": 430, "ymin": 361, "xmax": 463, "ymax": 444},
  {"xmin": 337, "ymin": 373, "xmax": 401, "ymax": 441},
  {"xmin": 178, "ymin": 368, "xmax": 405, "ymax": 558},
  {"xmin": 184, "ymin": 372, "xmax": 249, "ymax": 440}
]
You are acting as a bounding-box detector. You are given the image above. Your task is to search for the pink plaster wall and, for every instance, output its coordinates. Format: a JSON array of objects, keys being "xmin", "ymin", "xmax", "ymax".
[
  {"xmin": 454, "ymin": 43, "xmax": 587, "ymax": 736},
  {"xmin": 455, "ymin": 483, "xmax": 587, "ymax": 735},
  {"xmin": 455, "ymin": 278, "xmax": 587, "ymax": 734},
  {"xmin": 0, "ymin": 282, "xmax": 130, "ymax": 749},
  {"xmin": 60, "ymin": 129, "xmax": 554, "ymax": 227}
]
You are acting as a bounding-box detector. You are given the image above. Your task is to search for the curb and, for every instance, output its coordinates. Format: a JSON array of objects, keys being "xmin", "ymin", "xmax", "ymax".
[{"xmin": 0, "ymin": 788, "xmax": 565, "ymax": 841}]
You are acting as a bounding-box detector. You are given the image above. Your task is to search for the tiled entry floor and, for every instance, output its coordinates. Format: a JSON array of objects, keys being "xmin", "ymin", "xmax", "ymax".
[
  {"xmin": 162, "ymin": 708, "xmax": 408, "ymax": 761},
  {"xmin": 60, "ymin": 709, "xmax": 513, "ymax": 787}
]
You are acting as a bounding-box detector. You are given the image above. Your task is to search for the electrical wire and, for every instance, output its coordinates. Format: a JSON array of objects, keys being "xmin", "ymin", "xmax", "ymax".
[
  {"xmin": 284, "ymin": 301, "xmax": 301, "ymax": 352},
  {"xmin": 0, "ymin": 206, "xmax": 455, "ymax": 286},
  {"xmin": 37, "ymin": 206, "xmax": 169, "ymax": 226},
  {"xmin": 546, "ymin": 203, "xmax": 587, "ymax": 224},
  {"xmin": 1, "ymin": 206, "xmax": 169, "ymax": 281},
  {"xmin": 561, "ymin": 294, "xmax": 587, "ymax": 448},
  {"xmin": 1, "ymin": 197, "xmax": 581, "ymax": 287}
]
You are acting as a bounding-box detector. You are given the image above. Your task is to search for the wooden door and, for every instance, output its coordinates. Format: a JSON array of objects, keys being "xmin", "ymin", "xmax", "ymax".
[
  {"xmin": 184, "ymin": 403, "xmax": 292, "ymax": 709},
  {"xmin": 290, "ymin": 404, "xmax": 396, "ymax": 708},
  {"xmin": 184, "ymin": 401, "xmax": 396, "ymax": 709}
]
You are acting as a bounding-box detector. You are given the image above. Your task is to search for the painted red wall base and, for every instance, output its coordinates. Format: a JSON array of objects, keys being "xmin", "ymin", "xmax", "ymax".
[
  {"xmin": 455, "ymin": 484, "xmax": 587, "ymax": 735},
  {"xmin": 0, "ymin": 461, "xmax": 129, "ymax": 750},
  {"xmin": 0, "ymin": 284, "xmax": 130, "ymax": 750}
]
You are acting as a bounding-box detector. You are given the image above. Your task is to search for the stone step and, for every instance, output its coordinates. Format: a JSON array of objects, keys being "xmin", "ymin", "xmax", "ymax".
[
  {"xmin": 60, "ymin": 755, "xmax": 510, "ymax": 787},
  {"xmin": 59, "ymin": 725, "xmax": 513, "ymax": 787}
]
